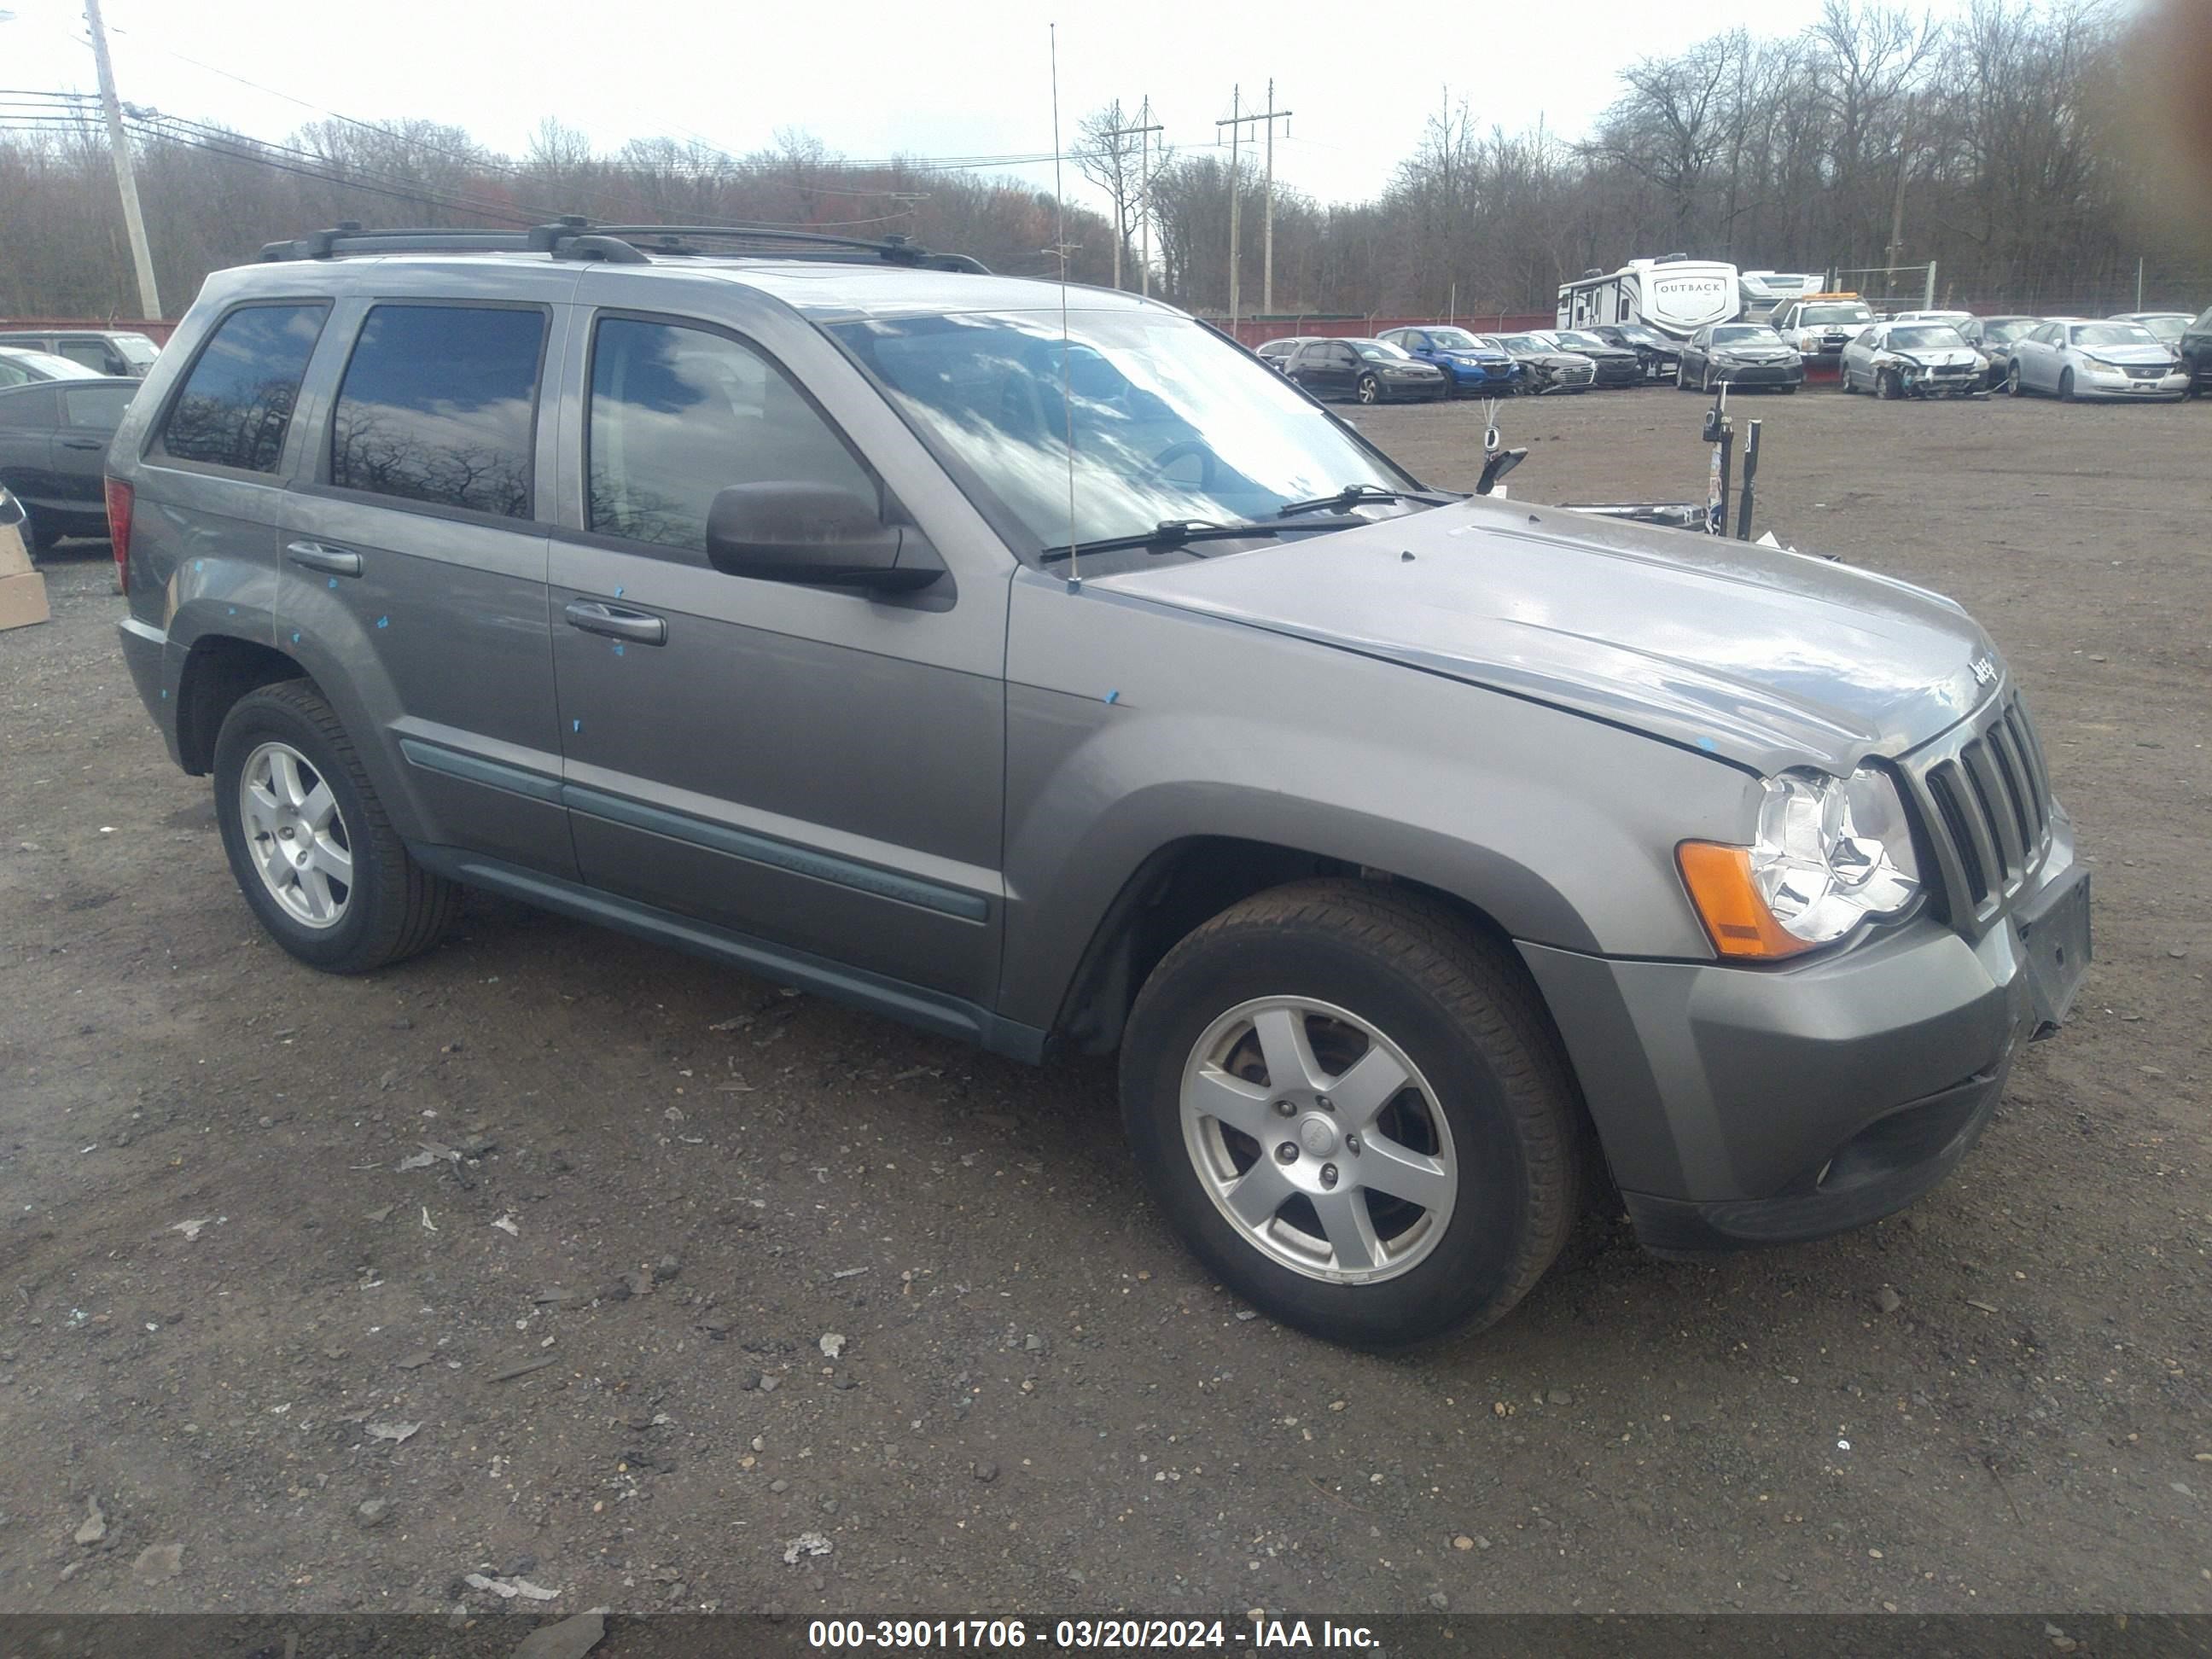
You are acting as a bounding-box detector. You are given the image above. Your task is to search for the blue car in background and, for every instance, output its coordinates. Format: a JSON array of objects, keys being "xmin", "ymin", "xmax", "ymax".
[{"xmin": 1377, "ymin": 325, "xmax": 1523, "ymax": 394}]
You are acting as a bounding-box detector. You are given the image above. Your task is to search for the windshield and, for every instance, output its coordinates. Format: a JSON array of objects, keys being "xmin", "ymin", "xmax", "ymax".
[
  {"xmin": 828, "ymin": 309, "xmax": 1412, "ymax": 559},
  {"xmin": 1352, "ymin": 341, "xmax": 1409, "ymax": 361},
  {"xmin": 2072, "ymin": 323, "xmax": 2157, "ymax": 348},
  {"xmin": 1888, "ymin": 325, "xmax": 1967, "ymax": 350},
  {"xmin": 1551, "ymin": 331, "xmax": 1609, "ymax": 351},
  {"xmin": 1982, "ymin": 319, "xmax": 2034, "ymax": 343},
  {"xmin": 1802, "ymin": 305, "xmax": 1874, "ymax": 326},
  {"xmin": 1424, "ymin": 328, "xmax": 1484, "ymax": 351},
  {"xmin": 0, "ymin": 347, "xmax": 102, "ymax": 381},
  {"xmin": 1615, "ymin": 324, "xmax": 1665, "ymax": 345},
  {"xmin": 1710, "ymin": 325, "xmax": 1778, "ymax": 345},
  {"xmin": 114, "ymin": 335, "xmax": 160, "ymax": 366},
  {"xmin": 1494, "ymin": 335, "xmax": 1546, "ymax": 352},
  {"xmin": 2126, "ymin": 316, "xmax": 2186, "ymax": 343}
]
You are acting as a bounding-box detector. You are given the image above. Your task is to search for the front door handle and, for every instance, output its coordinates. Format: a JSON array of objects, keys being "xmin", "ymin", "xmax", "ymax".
[
  {"xmin": 564, "ymin": 597, "xmax": 667, "ymax": 646},
  {"xmin": 58, "ymin": 437, "xmax": 107, "ymax": 451},
  {"xmin": 286, "ymin": 540, "xmax": 363, "ymax": 577}
]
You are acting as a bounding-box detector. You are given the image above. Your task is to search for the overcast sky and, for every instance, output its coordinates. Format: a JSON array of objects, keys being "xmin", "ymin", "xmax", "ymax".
[{"xmin": 4, "ymin": 0, "xmax": 2063, "ymax": 214}]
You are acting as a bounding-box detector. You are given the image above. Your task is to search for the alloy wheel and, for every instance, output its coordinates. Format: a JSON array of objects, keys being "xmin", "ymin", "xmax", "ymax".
[
  {"xmin": 1179, "ymin": 996, "xmax": 1456, "ymax": 1284},
  {"xmin": 238, "ymin": 740, "xmax": 353, "ymax": 929}
]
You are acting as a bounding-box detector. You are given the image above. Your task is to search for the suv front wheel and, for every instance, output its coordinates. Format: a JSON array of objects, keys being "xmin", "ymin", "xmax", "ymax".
[
  {"xmin": 212, "ymin": 680, "xmax": 456, "ymax": 974},
  {"xmin": 1120, "ymin": 881, "xmax": 1583, "ymax": 1347}
]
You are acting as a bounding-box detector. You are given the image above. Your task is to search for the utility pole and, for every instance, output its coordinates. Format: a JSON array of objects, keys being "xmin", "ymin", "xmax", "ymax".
[
  {"xmin": 1140, "ymin": 96, "xmax": 1152, "ymax": 298},
  {"xmin": 84, "ymin": 0, "xmax": 160, "ymax": 318},
  {"xmin": 1218, "ymin": 84, "xmax": 1291, "ymax": 318},
  {"xmin": 1224, "ymin": 86, "xmax": 1241, "ymax": 328},
  {"xmin": 1099, "ymin": 105, "xmax": 1163, "ymax": 293}
]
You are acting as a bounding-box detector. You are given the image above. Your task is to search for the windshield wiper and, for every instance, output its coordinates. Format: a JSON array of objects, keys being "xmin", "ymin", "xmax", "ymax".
[
  {"xmin": 1040, "ymin": 518, "xmax": 1284, "ymax": 564},
  {"xmin": 1276, "ymin": 484, "xmax": 1442, "ymax": 519}
]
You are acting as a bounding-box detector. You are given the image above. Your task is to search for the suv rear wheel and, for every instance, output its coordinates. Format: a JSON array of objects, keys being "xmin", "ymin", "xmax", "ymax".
[
  {"xmin": 1119, "ymin": 880, "xmax": 1582, "ymax": 1348},
  {"xmin": 212, "ymin": 680, "xmax": 455, "ymax": 974}
]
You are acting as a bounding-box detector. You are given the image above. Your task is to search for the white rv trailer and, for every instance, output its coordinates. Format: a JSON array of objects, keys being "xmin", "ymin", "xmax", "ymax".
[
  {"xmin": 1739, "ymin": 271, "xmax": 1823, "ymax": 320},
  {"xmin": 1557, "ymin": 254, "xmax": 1741, "ymax": 341}
]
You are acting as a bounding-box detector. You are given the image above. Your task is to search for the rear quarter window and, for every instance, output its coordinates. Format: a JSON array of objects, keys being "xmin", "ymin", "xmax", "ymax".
[
  {"xmin": 329, "ymin": 304, "xmax": 546, "ymax": 519},
  {"xmin": 157, "ymin": 303, "xmax": 329, "ymax": 473}
]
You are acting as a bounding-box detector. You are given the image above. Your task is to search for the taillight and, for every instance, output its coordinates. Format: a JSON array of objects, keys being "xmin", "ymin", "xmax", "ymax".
[{"xmin": 104, "ymin": 476, "xmax": 132, "ymax": 580}]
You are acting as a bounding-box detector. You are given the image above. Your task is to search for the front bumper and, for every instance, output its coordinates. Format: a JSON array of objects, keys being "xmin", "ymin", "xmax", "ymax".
[
  {"xmin": 1520, "ymin": 824, "xmax": 2088, "ymax": 1253},
  {"xmin": 1712, "ymin": 360, "xmax": 1806, "ymax": 387},
  {"xmin": 2074, "ymin": 368, "xmax": 2190, "ymax": 400}
]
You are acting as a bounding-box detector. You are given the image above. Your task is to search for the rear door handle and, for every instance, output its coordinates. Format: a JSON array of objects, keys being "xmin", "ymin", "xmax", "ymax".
[
  {"xmin": 58, "ymin": 437, "xmax": 107, "ymax": 451},
  {"xmin": 285, "ymin": 540, "xmax": 363, "ymax": 577},
  {"xmin": 564, "ymin": 597, "xmax": 667, "ymax": 646}
]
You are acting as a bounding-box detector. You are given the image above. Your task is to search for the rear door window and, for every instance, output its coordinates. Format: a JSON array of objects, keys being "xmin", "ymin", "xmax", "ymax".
[
  {"xmin": 56, "ymin": 340, "xmax": 110, "ymax": 372},
  {"xmin": 330, "ymin": 304, "xmax": 546, "ymax": 518},
  {"xmin": 158, "ymin": 302, "xmax": 329, "ymax": 473}
]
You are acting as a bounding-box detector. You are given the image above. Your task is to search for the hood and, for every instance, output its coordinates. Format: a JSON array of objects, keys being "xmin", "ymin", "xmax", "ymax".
[
  {"xmin": 2076, "ymin": 343, "xmax": 2177, "ymax": 366},
  {"xmin": 1096, "ymin": 499, "xmax": 2000, "ymax": 777},
  {"xmin": 1524, "ymin": 352, "xmax": 1592, "ymax": 369},
  {"xmin": 1884, "ymin": 346, "xmax": 1982, "ymax": 369}
]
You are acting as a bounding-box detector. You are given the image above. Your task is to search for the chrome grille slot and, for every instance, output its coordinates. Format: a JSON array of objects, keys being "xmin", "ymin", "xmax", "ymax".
[{"xmin": 1905, "ymin": 691, "xmax": 2056, "ymax": 930}]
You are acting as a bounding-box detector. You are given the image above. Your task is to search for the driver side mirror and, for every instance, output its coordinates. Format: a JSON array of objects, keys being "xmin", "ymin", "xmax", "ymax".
[{"xmin": 705, "ymin": 482, "xmax": 944, "ymax": 593}]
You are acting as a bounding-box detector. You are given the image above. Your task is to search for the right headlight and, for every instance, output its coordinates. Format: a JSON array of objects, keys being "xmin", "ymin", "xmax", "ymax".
[{"xmin": 1678, "ymin": 767, "xmax": 1921, "ymax": 959}]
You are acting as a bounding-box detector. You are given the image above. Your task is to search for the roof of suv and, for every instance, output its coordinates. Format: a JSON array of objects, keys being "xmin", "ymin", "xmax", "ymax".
[{"xmin": 224, "ymin": 246, "xmax": 1161, "ymax": 324}]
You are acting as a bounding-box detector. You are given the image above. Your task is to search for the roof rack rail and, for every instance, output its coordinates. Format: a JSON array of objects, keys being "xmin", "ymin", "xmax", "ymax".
[
  {"xmin": 584, "ymin": 224, "xmax": 989, "ymax": 273},
  {"xmin": 257, "ymin": 217, "xmax": 987, "ymax": 273}
]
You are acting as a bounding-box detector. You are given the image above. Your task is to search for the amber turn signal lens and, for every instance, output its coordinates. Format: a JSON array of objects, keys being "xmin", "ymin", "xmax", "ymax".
[{"xmin": 1676, "ymin": 841, "xmax": 1816, "ymax": 960}]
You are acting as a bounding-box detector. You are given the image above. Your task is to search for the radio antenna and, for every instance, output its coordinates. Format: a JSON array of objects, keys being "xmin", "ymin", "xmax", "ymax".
[{"xmin": 1051, "ymin": 23, "xmax": 1080, "ymax": 586}]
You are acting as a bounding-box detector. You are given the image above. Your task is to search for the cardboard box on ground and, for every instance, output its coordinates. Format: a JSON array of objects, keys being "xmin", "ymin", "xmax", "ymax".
[{"xmin": 0, "ymin": 514, "xmax": 52, "ymax": 631}]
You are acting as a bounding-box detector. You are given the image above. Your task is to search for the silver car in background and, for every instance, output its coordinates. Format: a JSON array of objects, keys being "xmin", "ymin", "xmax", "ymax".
[
  {"xmin": 1840, "ymin": 322, "xmax": 1988, "ymax": 399},
  {"xmin": 2008, "ymin": 319, "xmax": 2189, "ymax": 401}
]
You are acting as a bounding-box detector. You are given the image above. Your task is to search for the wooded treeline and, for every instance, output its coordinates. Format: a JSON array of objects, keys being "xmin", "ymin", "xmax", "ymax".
[
  {"xmin": 1144, "ymin": 0, "xmax": 2203, "ymax": 317},
  {"xmin": 3, "ymin": 0, "xmax": 2202, "ymax": 323}
]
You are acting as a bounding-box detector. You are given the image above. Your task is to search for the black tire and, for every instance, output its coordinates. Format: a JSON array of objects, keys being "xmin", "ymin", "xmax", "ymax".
[
  {"xmin": 1119, "ymin": 879, "xmax": 1585, "ymax": 1348},
  {"xmin": 1839, "ymin": 366, "xmax": 1857, "ymax": 393},
  {"xmin": 1876, "ymin": 368, "xmax": 1902, "ymax": 400},
  {"xmin": 1778, "ymin": 382, "xmax": 1799, "ymax": 394},
  {"xmin": 212, "ymin": 679, "xmax": 457, "ymax": 974},
  {"xmin": 1674, "ymin": 361, "xmax": 1691, "ymax": 390},
  {"xmin": 1355, "ymin": 374, "xmax": 1380, "ymax": 405},
  {"xmin": 1701, "ymin": 364, "xmax": 1715, "ymax": 393},
  {"xmin": 2058, "ymin": 368, "xmax": 2075, "ymax": 404},
  {"xmin": 2007, "ymin": 361, "xmax": 2024, "ymax": 397}
]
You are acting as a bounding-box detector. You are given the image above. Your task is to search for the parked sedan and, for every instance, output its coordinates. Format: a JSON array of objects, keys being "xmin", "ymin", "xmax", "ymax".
[
  {"xmin": 1477, "ymin": 333, "xmax": 1596, "ymax": 393},
  {"xmin": 1955, "ymin": 316, "xmax": 2040, "ymax": 389},
  {"xmin": 1376, "ymin": 325, "xmax": 1522, "ymax": 394},
  {"xmin": 0, "ymin": 376, "xmax": 136, "ymax": 552},
  {"xmin": 0, "ymin": 328, "xmax": 159, "ymax": 379},
  {"xmin": 1282, "ymin": 337, "xmax": 1447, "ymax": 404},
  {"xmin": 1838, "ymin": 323, "xmax": 1988, "ymax": 399},
  {"xmin": 1674, "ymin": 323, "xmax": 1806, "ymax": 392},
  {"xmin": 2180, "ymin": 306, "xmax": 2212, "ymax": 397},
  {"xmin": 0, "ymin": 346, "xmax": 107, "ymax": 390},
  {"xmin": 1254, "ymin": 335, "xmax": 1315, "ymax": 373},
  {"xmin": 2007, "ymin": 319, "xmax": 2188, "ymax": 401},
  {"xmin": 1535, "ymin": 329, "xmax": 1643, "ymax": 388},
  {"xmin": 1586, "ymin": 322, "xmax": 1680, "ymax": 382}
]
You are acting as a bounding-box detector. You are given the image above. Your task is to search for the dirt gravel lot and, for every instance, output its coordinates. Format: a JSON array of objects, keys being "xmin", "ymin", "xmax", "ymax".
[{"xmin": 1, "ymin": 384, "xmax": 2207, "ymax": 1627}]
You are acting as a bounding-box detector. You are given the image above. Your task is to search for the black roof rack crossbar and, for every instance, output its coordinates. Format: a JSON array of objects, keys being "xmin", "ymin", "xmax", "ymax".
[
  {"xmin": 586, "ymin": 225, "xmax": 990, "ymax": 273},
  {"xmin": 256, "ymin": 217, "xmax": 985, "ymax": 273}
]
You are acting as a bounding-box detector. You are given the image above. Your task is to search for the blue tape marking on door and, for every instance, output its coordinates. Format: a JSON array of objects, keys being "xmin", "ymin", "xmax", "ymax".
[
  {"xmin": 375, "ymin": 616, "xmax": 389, "ymax": 629},
  {"xmin": 193, "ymin": 560, "xmax": 204, "ymax": 573},
  {"xmin": 328, "ymin": 578, "xmax": 337, "ymax": 589},
  {"xmin": 614, "ymin": 586, "xmax": 625, "ymax": 598},
  {"xmin": 1104, "ymin": 690, "xmax": 1119, "ymax": 704},
  {"xmin": 612, "ymin": 643, "xmax": 624, "ymax": 656},
  {"xmin": 291, "ymin": 632, "xmax": 300, "ymax": 643},
  {"xmin": 572, "ymin": 719, "xmax": 582, "ymax": 733},
  {"xmin": 226, "ymin": 606, "xmax": 236, "ymax": 615}
]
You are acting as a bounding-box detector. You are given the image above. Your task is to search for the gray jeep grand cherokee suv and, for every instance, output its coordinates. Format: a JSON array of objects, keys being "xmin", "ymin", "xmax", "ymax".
[{"xmin": 110, "ymin": 223, "xmax": 2089, "ymax": 1347}]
